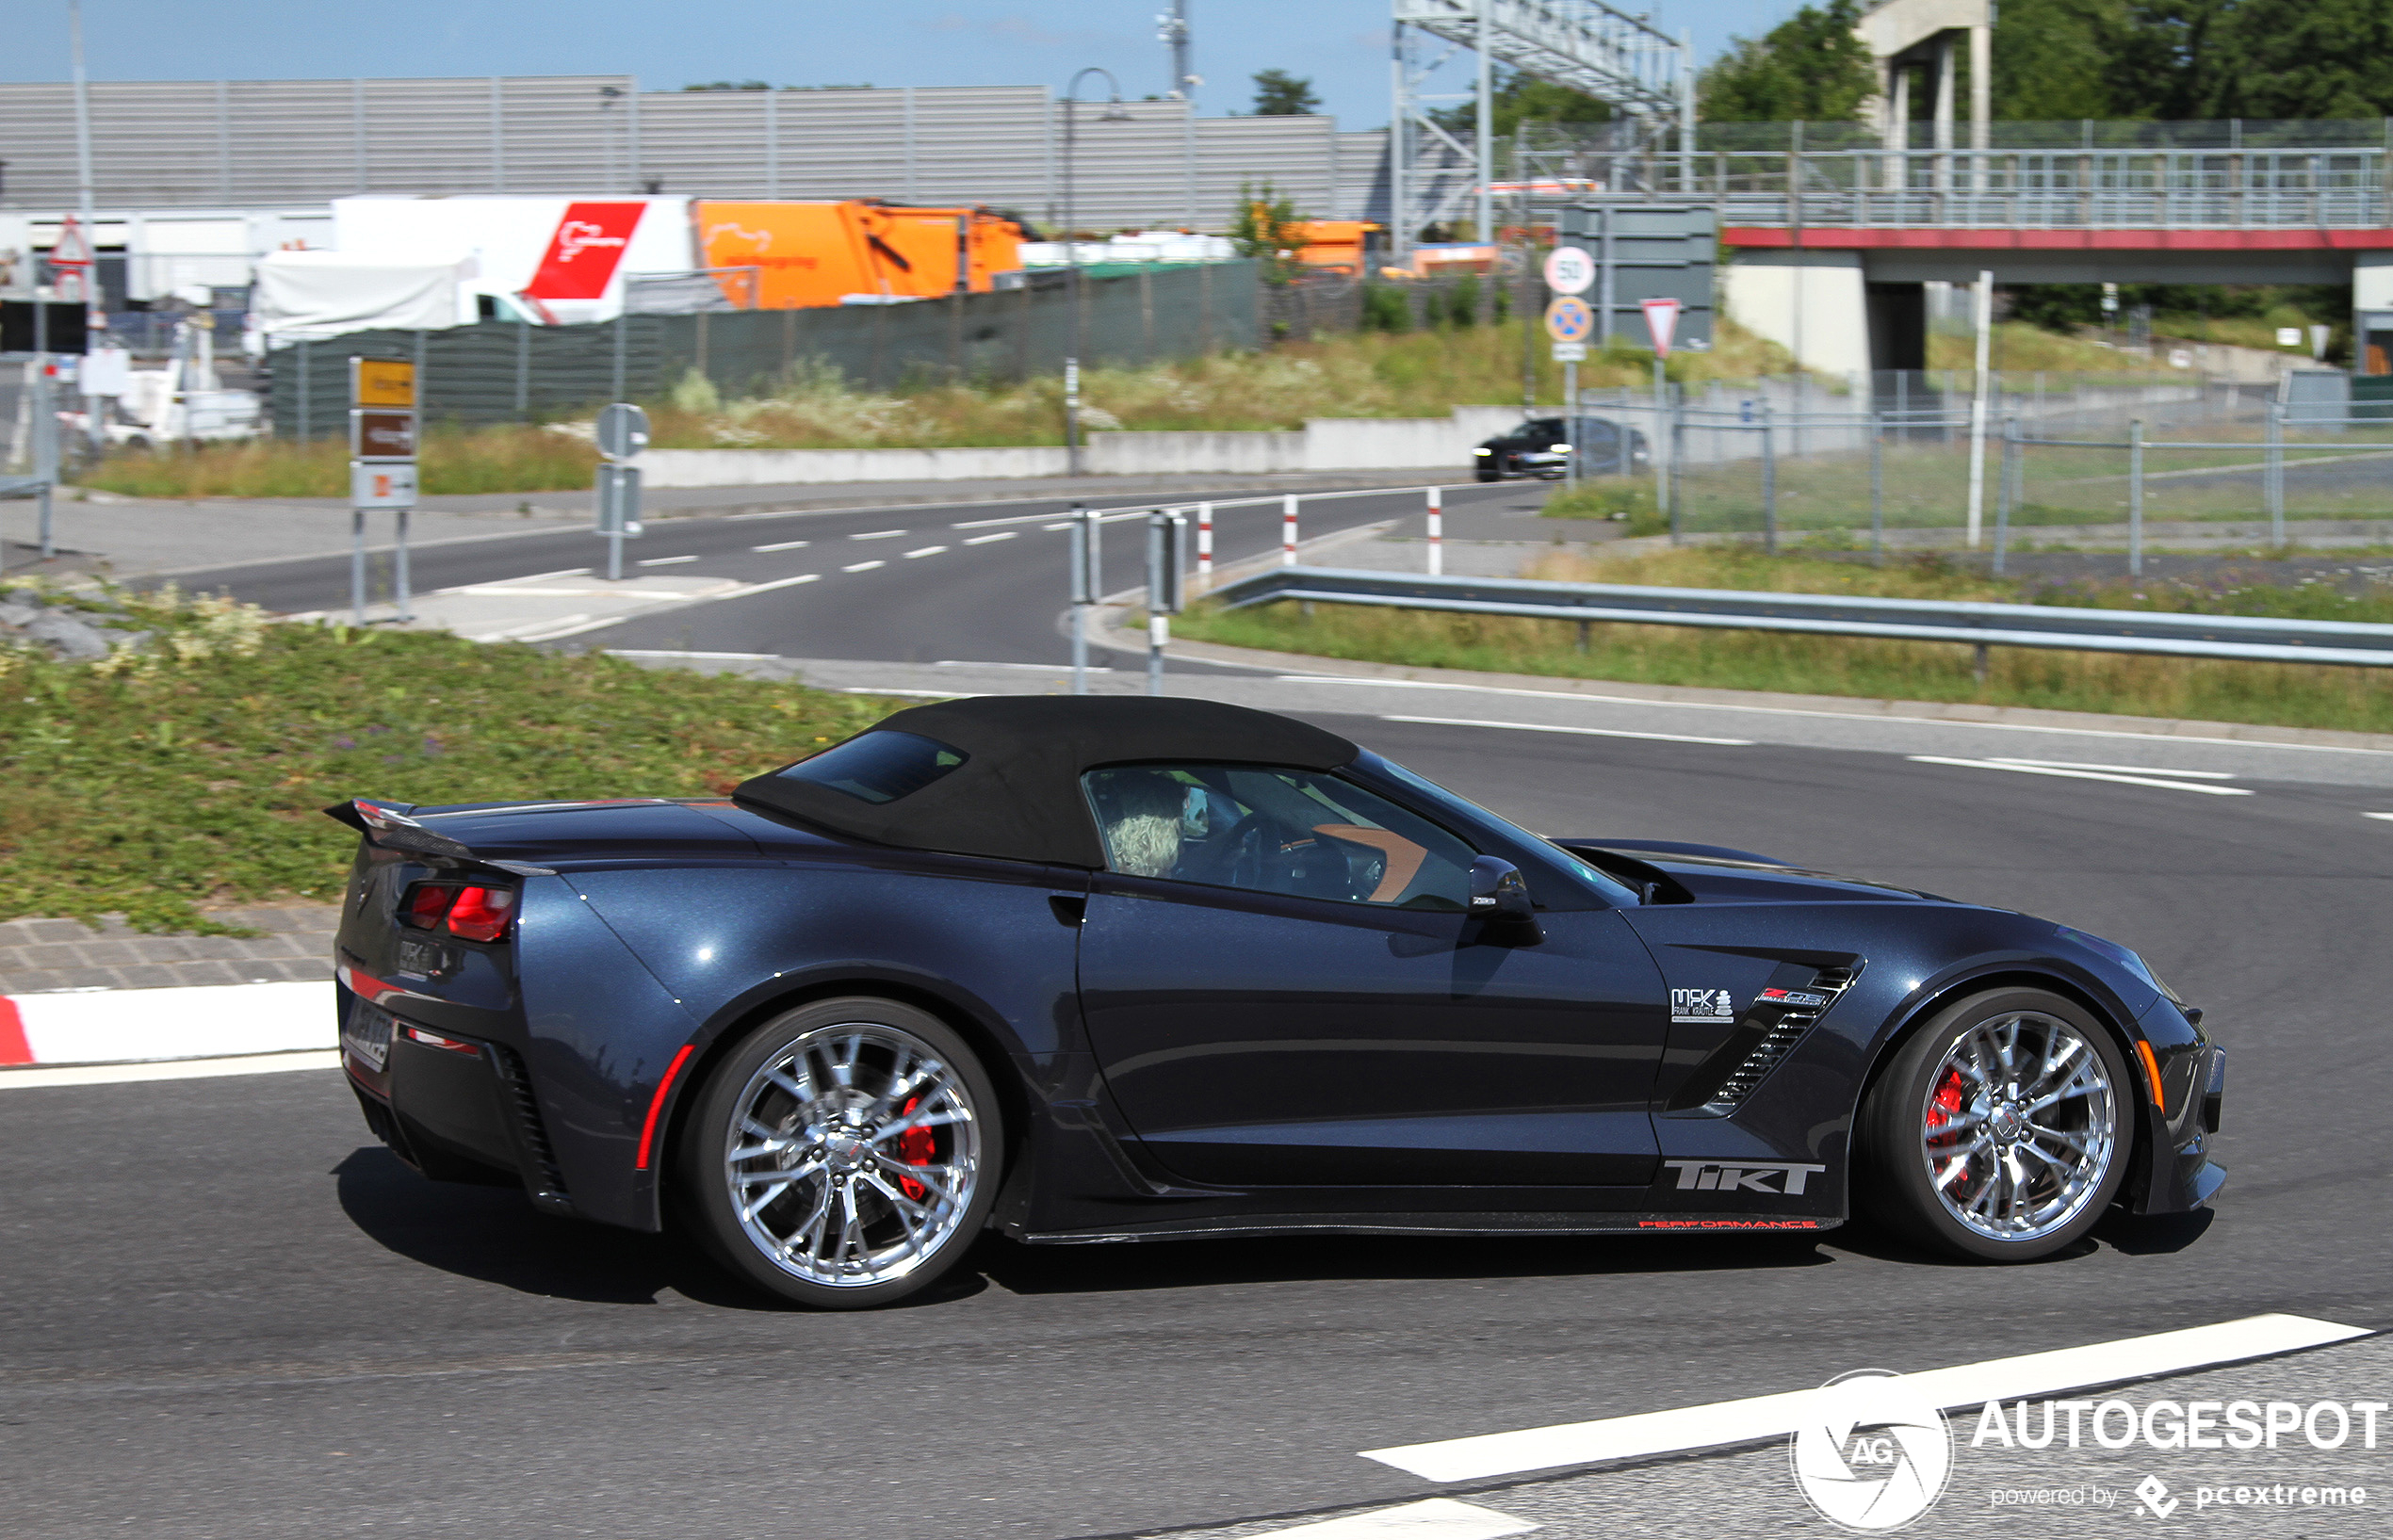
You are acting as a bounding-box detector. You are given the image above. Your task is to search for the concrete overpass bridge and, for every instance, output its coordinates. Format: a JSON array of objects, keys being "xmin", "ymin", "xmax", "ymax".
[{"xmin": 1538, "ymin": 122, "xmax": 2393, "ymax": 380}]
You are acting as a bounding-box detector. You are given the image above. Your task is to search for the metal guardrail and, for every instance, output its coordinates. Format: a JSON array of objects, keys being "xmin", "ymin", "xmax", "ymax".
[{"xmin": 1212, "ymin": 567, "xmax": 2393, "ymax": 669}]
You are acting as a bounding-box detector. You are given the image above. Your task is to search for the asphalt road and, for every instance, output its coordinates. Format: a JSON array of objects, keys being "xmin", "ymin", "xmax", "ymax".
[
  {"xmin": 151, "ymin": 480, "xmax": 1529, "ymax": 668},
  {"xmin": 4, "ymin": 712, "xmax": 2387, "ymax": 1539}
]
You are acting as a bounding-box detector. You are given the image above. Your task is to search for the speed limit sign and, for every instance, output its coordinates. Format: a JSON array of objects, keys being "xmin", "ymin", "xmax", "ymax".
[{"xmin": 1542, "ymin": 245, "xmax": 1596, "ymax": 296}]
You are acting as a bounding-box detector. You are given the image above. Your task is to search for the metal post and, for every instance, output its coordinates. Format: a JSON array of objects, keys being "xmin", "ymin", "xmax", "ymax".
[
  {"xmin": 2128, "ymin": 417, "xmax": 2145, "ymax": 578},
  {"xmin": 2266, "ymin": 402, "xmax": 2285, "ymax": 545},
  {"xmin": 1426, "ymin": 486, "xmax": 1443, "ymax": 575},
  {"xmin": 1993, "ymin": 414, "xmax": 2017, "ymax": 576},
  {"xmin": 1669, "ymin": 394, "xmax": 1685, "ymax": 546},
  {"xmin": 350, "ymin": 509, "xmax": 367, "ymax": 624},
  {"xmin": 1563, "ymin": 360, "xmax": 1579, "ymax": 487},
  {"xmin": 612, "ymin": 309, "xmax": 627, "ymax": 403},
  {"xmin": 1281, "ymin": 494, "xmax": 1298, "ymax": 565},
  {"xmin": 1652, "ymin": 359, "xmax": 1669, "ymax": 518},
  {"xmin": 1068, "ymin": 503, "xmax": 1095, "ymax": 694},
  {"xmin": 1760, "ymin": 398, "xmax": 1777, "ymax": 554},
  {"xmin": 1965, "ymin": 267, "xmax": 1993, "ymax": 547},
  {"xmin": 1869, "ymin": 410, "xmax": 1885, "ymax": 565},
  {"xmin": 394, "ymin": 508, "xmax": 414, "ymax": 622},
  {"xmin": 1145, "ymin": 509, "xmax": 1181, "ymax": 697},
  {"xmin": 31, "ymin": 292, "xmax": 57, "ymax": 559},
  {"xmin": 1196, "ymin": 501, "xmax": 1213, "ymax": 588}
]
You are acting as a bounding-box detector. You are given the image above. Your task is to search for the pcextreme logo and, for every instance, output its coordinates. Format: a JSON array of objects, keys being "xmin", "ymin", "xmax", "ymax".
[{"xmin": 1791, "ymin": 1370, "xmax": 1954, "ymax": 1532}]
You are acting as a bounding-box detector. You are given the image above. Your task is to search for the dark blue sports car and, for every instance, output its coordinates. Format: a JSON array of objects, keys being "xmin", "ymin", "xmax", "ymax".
[{"xmin": 328, "ymin": 696, "xmax": 2224, "ymax": 1307}]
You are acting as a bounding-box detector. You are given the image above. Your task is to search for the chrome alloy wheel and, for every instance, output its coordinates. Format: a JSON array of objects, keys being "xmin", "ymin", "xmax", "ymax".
[
  {"xmin": 1919, "ymin": 1011, "xmax": 2118, "ymax": 1243},
  {"xmin": 722, "ymin": 1022, "xmax": 983, "ymax": 1289}
]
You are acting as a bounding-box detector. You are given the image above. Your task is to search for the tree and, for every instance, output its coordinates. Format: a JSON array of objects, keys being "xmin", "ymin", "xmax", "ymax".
[
  {"xmin": 681, "ymin": 80, "xmax": 773, "ymax": 92},
  {"xmin": 1229, "ymin": 181, "xmax": 1306, "ymax": 282},
  {"xmin": 2196, "ymin": 0, "xmax": 2393, "ymax": 117},
  {"xmin": 1250, "ymin": 70, "xmax": 1322, "ymax": 117},
  {"xmin": 1427, "ymin": 69, "xmax": 1613, "ymax": 138},
  {"xmin": 1988, "ymin": 0, "xmax": 2129, "ymax": 121},
  {"xmin": 1699, "ymin": 0, "xmax": 1878, "ymax": 122}
]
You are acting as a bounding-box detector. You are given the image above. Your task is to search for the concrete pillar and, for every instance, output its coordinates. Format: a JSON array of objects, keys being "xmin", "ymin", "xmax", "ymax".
[
  {"xmin": 1969, "ymin": 24, "xmax": 1992, "ymax": 193},
  {"xmin": 1723, "ymin": 251, "xmax": 1871, "ymax": 378}
]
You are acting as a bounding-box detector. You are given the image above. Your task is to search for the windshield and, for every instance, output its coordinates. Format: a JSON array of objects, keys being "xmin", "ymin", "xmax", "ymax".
[{"xmin": 1363, "ymin": 754, "xmax": 1645, "ymax": 908}]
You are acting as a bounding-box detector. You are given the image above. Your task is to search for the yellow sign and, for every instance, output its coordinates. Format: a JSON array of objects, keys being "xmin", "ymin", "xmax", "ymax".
[{"xmin": 351, "ymin": 357, "xmax": 416, "ymax": 407}]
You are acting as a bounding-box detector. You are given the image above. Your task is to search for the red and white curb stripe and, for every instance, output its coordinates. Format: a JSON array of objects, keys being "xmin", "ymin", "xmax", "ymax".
[{"xmin": 0, "ymin": 981, "xmax": 337, "ymax": 1089}]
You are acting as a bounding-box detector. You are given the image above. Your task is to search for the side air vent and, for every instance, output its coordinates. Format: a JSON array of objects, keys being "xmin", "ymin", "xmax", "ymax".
[
  {"xmin": 1704, "ymin": 962, "xmax": 1864, "ymax": 1115},
  {"xmin": 489, "ymin": 1043, "xmax": 574, "ymax": 1214}
]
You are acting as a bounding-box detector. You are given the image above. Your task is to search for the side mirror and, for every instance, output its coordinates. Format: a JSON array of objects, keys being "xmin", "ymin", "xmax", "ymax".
[{"xmin": 1469, "ymin": 856, "xmax": 1539, "ymax": 938}]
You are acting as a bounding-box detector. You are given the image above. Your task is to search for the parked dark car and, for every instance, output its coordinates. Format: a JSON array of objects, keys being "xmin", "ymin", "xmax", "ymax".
[
  {"xmin": 1475, "ymin": 414, "xmax": 1650, "ymax": 480},
  {"xmin": 328, "ymin": 696, "xmax": 2223, "ymax": 1308}
]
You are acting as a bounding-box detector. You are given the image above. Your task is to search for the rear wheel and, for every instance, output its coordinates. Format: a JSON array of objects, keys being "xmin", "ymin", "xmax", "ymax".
[
  {"xmin": 1859, "ymin": 989, "xmax": 2132, "ymax": 1262},
  {"xmin": 676, "ymin": 997, "xmax": 1002, "ymax": 1308}
]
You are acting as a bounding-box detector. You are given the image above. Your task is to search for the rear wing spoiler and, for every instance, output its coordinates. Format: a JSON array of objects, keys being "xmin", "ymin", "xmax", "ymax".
[{"xmin": 322, "ymin": 798, "xmax": 553, "ymax": 875}]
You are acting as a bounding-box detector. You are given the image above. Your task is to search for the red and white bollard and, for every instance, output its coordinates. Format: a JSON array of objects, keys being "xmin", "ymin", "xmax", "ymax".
[
  {"xmin": 1196, "ymin": 501, "xmax": 1213, "ymax": 588},
  {"xmin": 1281, "ymin": 494, "xmax": 1298, "ymax": 566},
  {"xmin": 1426, "ymin": 486, "xmax": 1443, "ymax": 576}
]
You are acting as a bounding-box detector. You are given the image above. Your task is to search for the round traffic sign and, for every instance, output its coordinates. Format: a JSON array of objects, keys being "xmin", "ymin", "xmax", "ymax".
[
  {"xmin": 596, "ymin": 401, "xmax": 650, "ymax": 461},
  {"xmin": 1544, "ymin": 296, "xmax": 1595, "ymax": 344},
  {"xmin": 1542, "ymin": 245, "xmax": 1595, "ymax": 296}
]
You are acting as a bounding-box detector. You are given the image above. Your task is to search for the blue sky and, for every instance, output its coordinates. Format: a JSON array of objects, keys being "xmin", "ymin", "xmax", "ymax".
[{"xmin": 8, "ymin": 1, "xmax": 1800, "ymax": 128}]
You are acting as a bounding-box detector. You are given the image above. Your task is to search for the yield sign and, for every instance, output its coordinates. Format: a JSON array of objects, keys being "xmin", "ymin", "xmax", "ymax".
[{"xmin": 1640, "ymin": 297, "xmax": 1682, "ymax": 358}]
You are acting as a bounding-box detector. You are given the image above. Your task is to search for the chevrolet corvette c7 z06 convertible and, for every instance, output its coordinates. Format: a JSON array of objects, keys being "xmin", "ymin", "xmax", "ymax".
[{"xmin": 328, "ymin": 696, "xmax": 2224, "ymax": 1307}]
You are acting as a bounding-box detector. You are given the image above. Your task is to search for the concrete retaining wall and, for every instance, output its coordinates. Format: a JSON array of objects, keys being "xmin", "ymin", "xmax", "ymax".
[{"xmin": 632, "ymin": 407, "xmax": 1529, "ymax": 486}]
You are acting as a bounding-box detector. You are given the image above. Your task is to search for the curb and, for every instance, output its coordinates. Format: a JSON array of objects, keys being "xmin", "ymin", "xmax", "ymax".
[{"xmin": 0, "ymin": 981, "xmax": 334, "ymax": 1073}]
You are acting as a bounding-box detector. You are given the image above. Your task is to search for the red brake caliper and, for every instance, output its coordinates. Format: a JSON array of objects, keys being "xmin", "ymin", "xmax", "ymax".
[
  {"xmin": 1925, "ymin": 1067, "xmax": 1968, "ymax": 1149},
  {"xmin": 895, "ymin": 1095, "xmax": 936, "ymax": 1203}
]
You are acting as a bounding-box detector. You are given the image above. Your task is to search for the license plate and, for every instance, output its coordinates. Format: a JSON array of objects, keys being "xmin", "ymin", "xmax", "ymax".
[{"xmin": 342, "ymin": 1002, "xmax": 394, "ymax": 1071}]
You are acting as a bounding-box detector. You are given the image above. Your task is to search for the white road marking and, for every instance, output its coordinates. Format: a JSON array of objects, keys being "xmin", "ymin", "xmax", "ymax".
[
  {"xmin": 472, "ymin": 613, "xmax": 593, "ymax": 641},
  {"xmin": 953, "ymin": 511, "xmax": 1070, "ymax": 529},
  {"xmin": 506, "ymin": 566, "xmax": 591, "ymax": 582},
  {"xmin": 963, "ymin": 531, "xmax": 1018, "ymax": 544},
  {"xmin": 903, "ymin": 545, "xmax": 949, "ymax": 559},
  {"xmin": 850, "ymin": 528, "xmax": 910, "ymax": 540},
  {"xmin": 751, "ymin": 539, "xmax": 811, "ymax": 552},
  {"xmin": 1384, "ymin": 714, "xmax": 1752, "ymax": 747},
  {"xmin": 934, "ymin": 660, "xmax": 1115, "ymax": 672},
  {"xmin": 730, "ymin": 572, "xmax": 822, "ymax": 594},
  {"xmin": 1268, "ymin": 675, "xmax": 2393, "ymax": 756},
  {"xmin": 606, "ymin": 650, "xmax": 783, "ymax": 661},
  {"xmin": 2367, "ymin": 812, "xmax": 2393, "ymax": 821},
  {"xmin": 1907, "ymin": 755, "xmax": 2255, "ymax": 795},
  {"xmin": 1361, "ymin": 1313, "xmax": 2371, "ymax": 1484},
  {"xmin": 842, "ymin": 560, "xmax": 887, "ymax": 573},
  {"xmin": 508, "ymin": 614, "xmax": 621, "ymax": 642},
  {"xmin": 1990, "ymin": 756, "xmax": 2237, "ymax": 779},
  {"xmin": 1250, "ymin": 1499, "xmax": 1538, "ymax": 1540},
  {"xmin": 0, "ymin": 1051, "xmax": 343, "ymax": 1091},
  {"xmin": 1042, "ymin": 521, "xmax": 1076, "ymax": 530},
  {"xmin": 841, "ymin": 687, "xmax": 979, "ymax": 697},
  {"xmin": 637, "ymin": 555, "xmax": 700, "ymax": 567}
]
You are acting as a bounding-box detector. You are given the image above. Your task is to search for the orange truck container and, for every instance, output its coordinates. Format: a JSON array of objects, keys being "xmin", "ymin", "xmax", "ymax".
[
  {"xmin": 692, "ymin": 201, "xmax": 1028, "ymax": 309},
  {"xmin": 1288, "ymin": 220, "xmax": 1378, "ymax": 276}
]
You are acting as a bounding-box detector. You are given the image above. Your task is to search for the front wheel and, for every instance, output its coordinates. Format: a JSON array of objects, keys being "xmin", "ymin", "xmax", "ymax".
[
  {"xmin": 1858, "ymin": 989, "xmax": 2133, "ymax": 1262},
  {"xmin": 676, "ymin": 997, "xmax": 1003, "ymax": 1307}
]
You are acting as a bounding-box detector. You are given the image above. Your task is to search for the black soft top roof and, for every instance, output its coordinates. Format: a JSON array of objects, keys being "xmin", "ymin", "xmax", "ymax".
[{"xmin": 732, "ymin": 695, "xmax": 1359, "ymax": 868}]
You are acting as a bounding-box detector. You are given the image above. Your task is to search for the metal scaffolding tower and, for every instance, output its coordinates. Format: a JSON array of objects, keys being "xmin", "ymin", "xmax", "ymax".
[{"xmin": 1389, "ymin": 0, "xmax": 1692, "ymax": 261}]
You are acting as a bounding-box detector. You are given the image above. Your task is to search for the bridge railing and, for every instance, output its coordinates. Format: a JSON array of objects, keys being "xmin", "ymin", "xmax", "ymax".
[{"xmin": 1501, "ymin": 118, "xmax": 2393, "ymax": 230}]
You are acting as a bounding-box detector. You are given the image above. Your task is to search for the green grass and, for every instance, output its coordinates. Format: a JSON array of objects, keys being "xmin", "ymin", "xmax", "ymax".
[
  {"xmin": 76, "ymin": 424, "xmax": 602, "ymax": 500},
  {"xmin": 0, "ymin": 583, "xmax": 901, "ymax": 931},
  {"xmin": 1175, "ymin": 545, "xmax": 2393, "ymax": 734}
]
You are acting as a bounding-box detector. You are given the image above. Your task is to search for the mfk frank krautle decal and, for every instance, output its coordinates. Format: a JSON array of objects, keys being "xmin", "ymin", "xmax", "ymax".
[{"xmin": 1671, "ymin": 988, "xmax": 1736, "ymax": 1023}]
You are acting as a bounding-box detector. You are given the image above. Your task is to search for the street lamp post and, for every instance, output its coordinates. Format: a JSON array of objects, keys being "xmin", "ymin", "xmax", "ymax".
[{"xmin": 1061, "ymin": 68, "xmax": 1130, "ymax": 478}]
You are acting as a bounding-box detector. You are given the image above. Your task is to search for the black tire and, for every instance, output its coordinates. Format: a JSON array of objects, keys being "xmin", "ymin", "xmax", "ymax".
[
  {"xmin": 1857, "ymin": 988, "xmax": 2134, "ymax": 1263},
  {"xmin": 1474, "ymin": 470, "xmax": 1499, "ymax": 482},
  {"xmin": 675, "ymin": 997, "xmax": 1004, "ymax": 1308}
]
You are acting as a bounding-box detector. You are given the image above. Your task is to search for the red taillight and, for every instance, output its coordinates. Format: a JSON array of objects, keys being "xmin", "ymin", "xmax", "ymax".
[
  {"xmin": 445, "ymin": 886, "xmax": 517, "ymax": 943},
  {"xmin": 402, "ymin": 883, "xmax": 459, "ymax": 929},
  {"xmin": 399, "ymin": 882, "xmax": 515, "ymax": 942}
]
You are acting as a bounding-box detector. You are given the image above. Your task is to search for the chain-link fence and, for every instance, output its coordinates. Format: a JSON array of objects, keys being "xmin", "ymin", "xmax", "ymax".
[
  {"xmin": 265, "ymin": 262, "xmax": 1261, "ymax": 438},
  {"xmin": 1556, "ymin": 373, "xmax": 2389, "ymax": 566}
]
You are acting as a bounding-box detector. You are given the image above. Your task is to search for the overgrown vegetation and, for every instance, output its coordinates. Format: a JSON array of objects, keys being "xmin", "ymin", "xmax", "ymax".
[
  {"xmin": 0, "ymin": 582, "xmax": 897, "ymax": 930},
  {"xmin": 75, "ymin": 423, "xmax": 600, "ymax": 500},
  {"xmin": 1175, "ymin": 544, "xmax": 2393, "ymax": 733}
]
